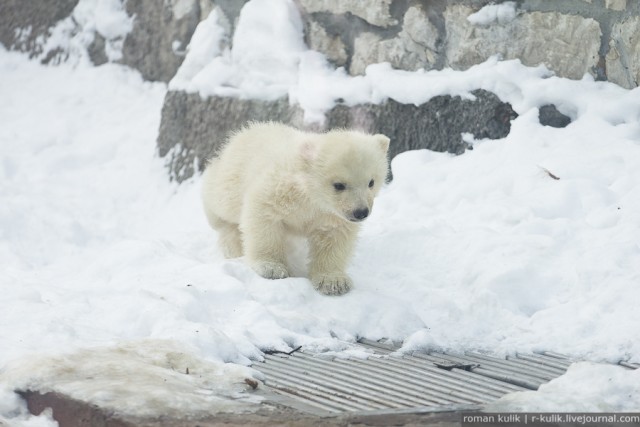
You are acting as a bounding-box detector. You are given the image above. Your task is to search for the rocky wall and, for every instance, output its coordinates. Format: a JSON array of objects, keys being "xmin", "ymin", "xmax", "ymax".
[
  {"xmin": 2, "ymin": 1, "xmax": 638, "ymax": 85},
  {"xmin": 301, "ymin": 0, "xmax": 640, "ymax": 88},
  {"xmin": 2, "ymin": 0, "xmax": 637, "ymax": 182},
  {"xmin": 0, "ymin": 0, "xmax": 217, "ymax": 81}
]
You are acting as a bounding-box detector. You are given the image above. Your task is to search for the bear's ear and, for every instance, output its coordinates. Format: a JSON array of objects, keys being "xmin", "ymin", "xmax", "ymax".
[
  {"xmin": 374, "ymin": 134, "xmax": 390, "ymax": 153},
  {"xmin": 300, "ymin": 140, "xmax": 318, "ymax": 164}
]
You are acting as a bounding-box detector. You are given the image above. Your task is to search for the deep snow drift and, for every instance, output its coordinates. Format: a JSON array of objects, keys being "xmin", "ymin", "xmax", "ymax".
[{"xmin": 2, "ymin": 0, "xmax": 640, "ymax": 424}]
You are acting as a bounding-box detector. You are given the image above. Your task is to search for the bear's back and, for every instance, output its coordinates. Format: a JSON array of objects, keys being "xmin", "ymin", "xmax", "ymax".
[{"xmin": 223, "ymin": 122, "xmax": 304, "ymax": 171}]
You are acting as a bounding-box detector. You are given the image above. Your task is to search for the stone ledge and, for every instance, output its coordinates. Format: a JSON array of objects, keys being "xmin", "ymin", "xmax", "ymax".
[{"xmin": 157, "ymin": 90, "xmax": 517, "ymax": 183}]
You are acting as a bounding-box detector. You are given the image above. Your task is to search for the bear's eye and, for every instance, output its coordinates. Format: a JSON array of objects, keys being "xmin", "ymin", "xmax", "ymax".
[
  {"xmin": 368, "ymin": 179, "xmax": 375, "ymax": 188},
  {"xmin": 333, "ymin": 182, "xmax": 346, "ymax": 191}
]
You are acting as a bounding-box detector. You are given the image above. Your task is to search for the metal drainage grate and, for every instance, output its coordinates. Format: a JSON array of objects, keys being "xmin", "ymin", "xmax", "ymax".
[{"xmin": 254, "ymin": 339, "xmax": 637, "ymax": 415}]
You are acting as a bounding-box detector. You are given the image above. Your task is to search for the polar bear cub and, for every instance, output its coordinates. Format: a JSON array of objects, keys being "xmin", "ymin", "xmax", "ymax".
[{"xmin": 201, "ymin": 122, "xmax": 390, "ymax": 295}]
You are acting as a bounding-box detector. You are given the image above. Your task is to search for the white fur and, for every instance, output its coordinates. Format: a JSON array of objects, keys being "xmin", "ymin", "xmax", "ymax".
[{"xmin": 201, "ymin": 122, "xmax": 390, "ymax": 295}]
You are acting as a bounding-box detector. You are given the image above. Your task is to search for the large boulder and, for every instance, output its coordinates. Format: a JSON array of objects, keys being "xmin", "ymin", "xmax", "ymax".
[
  {"xmin": 325, "ymin": 90, "xmax": 517, "ymax": 160},
  {"xmin": 157, "ymin": 93, "xmax": 304, "ymax": 182},
  {"xmin": 157, "ymin": 90, "xmax": 516, "ymax": 182}
]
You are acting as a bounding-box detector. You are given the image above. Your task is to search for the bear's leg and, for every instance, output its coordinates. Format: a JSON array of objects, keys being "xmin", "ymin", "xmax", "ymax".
[
  {"xmin": 241, "ymin": 212, "xmax": 289, "ymax": 280},
  {"xmin": 209, "ymin": 214, "xmax": 243, "ymax": 258},
  {"xmin": 308, "ymin": 227, "xmax": 357, "ymax": 295}
]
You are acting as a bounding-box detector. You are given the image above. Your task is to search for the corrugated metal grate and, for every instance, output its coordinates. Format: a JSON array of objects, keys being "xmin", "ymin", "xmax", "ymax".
[{"xmin": 254, "ymin": 339, "xmax": 637, "ymax": 415}]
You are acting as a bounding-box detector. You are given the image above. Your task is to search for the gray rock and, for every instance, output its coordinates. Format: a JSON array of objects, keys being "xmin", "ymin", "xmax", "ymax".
[
  {"xmin": 298, "ymin": 0, "xmax": 397, "ymax": 28},
  {"xmin": 0, "ymin": 0, "xmax": 78, "ymax": 58},
  {"xmin": 444, "ymin": 6, "xmax": 602, "ymax": 80},
  {"xmin": 157, "ymin": 90, "xmax": 516, "ymax": 182},
  {"xmin": 605, "ymin": 0, "xmax": 627, "ymax": 11},
  {"xmin": 305, "ymin": 21, "xmax": 348, "ymax": 68},
  {"xmin": 325, "ymin": 90, "xmax": 517, "ymax": 161},
  {"xmin": 352, "ymin": 6, "xmax": 440, "ymax": 75},
  {"xmin": 538, "ymin": 105, "xmax": 572, "ymax": 128},
  {"xmin": 396, "ymin": 6, "xmax": 440, "ymax": 63},
  {"xmin": 157, "ymin": 92, "xmax": 304, "ymax": 182},
  {"xmin": 351, "ymin": 32, "xmax": 384, "ymax": 76},
  {"xmin": 121, "ymin": 0, "xmax": 205, "ymax": 82},
  {"xmin": 88, "ymin": 33, "xmax": 109, "ymax": 66},
  {"xmin": 606, "ymin": 16, "xmax": 640, "ymax": 89}
]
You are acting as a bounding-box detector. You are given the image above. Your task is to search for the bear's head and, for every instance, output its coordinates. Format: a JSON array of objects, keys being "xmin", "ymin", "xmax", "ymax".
[{"xmin": 301, "ymin": 130, "xmax": 390, "ymax": 223}]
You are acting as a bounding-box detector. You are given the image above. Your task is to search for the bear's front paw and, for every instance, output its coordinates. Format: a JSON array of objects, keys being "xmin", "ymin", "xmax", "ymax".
[
  {"xmin": 311, "ymin": 274, "xmax": 353, "ymax": 296},
  {"xmin": 253, "ymin": 261, "xmax": 289, "ymax": 280}
]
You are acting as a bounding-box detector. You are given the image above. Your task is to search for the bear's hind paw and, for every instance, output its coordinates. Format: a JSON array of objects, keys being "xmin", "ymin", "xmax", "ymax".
[
  {"xmin": 311, "ymin": 274, "xmax": 353, "ymax": 296},
  {"xmin": 253, "ymin": 261, "xmax": 289, "ymax": 280}
]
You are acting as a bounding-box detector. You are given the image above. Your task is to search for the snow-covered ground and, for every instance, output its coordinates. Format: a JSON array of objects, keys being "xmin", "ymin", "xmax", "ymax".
[{"xmin": 2, "ymin": 0, "xmax": 640, "ymax": 425}]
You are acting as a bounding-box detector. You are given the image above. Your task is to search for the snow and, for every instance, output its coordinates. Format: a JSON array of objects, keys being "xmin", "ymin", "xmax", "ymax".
[
  {"xmin": 169, "ymin": 0, "xmax": 306, "ymax": 101},
  {"xmin": 73, "ymin": 0, "xmax": 132, "ymax": 41},
  {"xmin": 2, "ymin": 0, "xmax": 640, "ymax": 424},
  {"xmin": 170, "ymin": 8, "xmax": 228, "ymax": 91},
  {"xmin": 169, "ymin": 2, "xmax": 529, "ymax": 123},
  {"xmin": 36, "ymin": 0, "xmax": 132, "ymax": 64},
  {"xmin": 2, "ymin": 341, "xmax": 260, "ymax": 419},
  {"xmin": 0, "ymin": 48, "xmax": 261, "ymax": 424},
  {"xmin": 489, "ymin": 362, "xmax": 640, "ymax": 412},
  {"xmin": 467, "ymin": 2, "xmax": 518, "ymax": 26}
]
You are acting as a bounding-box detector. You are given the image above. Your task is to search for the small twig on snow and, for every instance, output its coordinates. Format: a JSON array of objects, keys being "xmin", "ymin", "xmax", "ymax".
[
  {"xmin": 540, "ymin": 166, "xmax": 560, "ymax": 180},
  {"xmin": 264, "ymin": 346, "xmax": 302, "ymax": 356}
]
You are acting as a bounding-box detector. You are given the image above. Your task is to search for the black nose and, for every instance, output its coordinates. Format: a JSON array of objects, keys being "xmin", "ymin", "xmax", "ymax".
[{"xmin": 353, "ymin": 208, "xmax": 369, "ymax": 220}]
